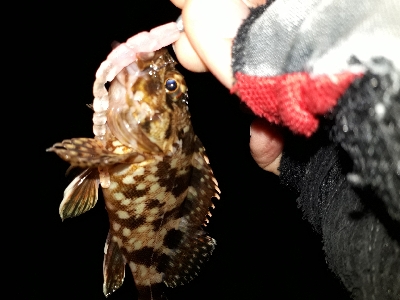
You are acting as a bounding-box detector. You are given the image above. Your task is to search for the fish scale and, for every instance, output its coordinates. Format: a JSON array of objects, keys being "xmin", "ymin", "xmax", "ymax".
[{"xmin": 48, "ymin": 49, "xmax": 219, "ymax": 300}]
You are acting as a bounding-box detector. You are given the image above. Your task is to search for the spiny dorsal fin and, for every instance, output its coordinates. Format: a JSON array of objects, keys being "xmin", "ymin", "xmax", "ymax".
[
  {"xmin": 162, "ymin": 136, "xmax": 219, "ymax": 287},
  {"xmin": 184, "ymin": 136, "xmax": 220, "ymax": 228}
]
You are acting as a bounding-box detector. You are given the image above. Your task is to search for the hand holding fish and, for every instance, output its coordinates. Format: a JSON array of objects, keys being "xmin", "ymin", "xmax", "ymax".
[
  {"xmin": 93, "ymin": 22, "xmax": 181, "ymax": 142},
  {"xmin": 171, "ymin": 0, "xmax": 282, "ymax": 175},
  {"xmin": 173, "ymin": 2, "xmax": 400, "ymax": 299},
  {"xmin": 171, "ymin": 0, "xmax": 249, "ymax": 88}
]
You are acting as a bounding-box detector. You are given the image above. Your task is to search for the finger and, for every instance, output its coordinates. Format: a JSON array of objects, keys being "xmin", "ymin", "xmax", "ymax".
[
  {"xmin": 173, "ymin": 32, "xmax": 209, "ymax": 72},
  {"xmin": 170, "ymin": 0, "xmax": 185, "ymax": 9},
  {"xmin": 242, "ymin": 0, "xmax": 268, "ymax": 8},
  {"xmin": 182, "ymin": 0, "xmax": 249, "ymax": 88},
  {"xmin": 250, "ymin": 118, "xmax": 283, "ymax": 175},
  {"xmin": 171, "ymin": 0, "xmax": 267, "ymax": 10}
]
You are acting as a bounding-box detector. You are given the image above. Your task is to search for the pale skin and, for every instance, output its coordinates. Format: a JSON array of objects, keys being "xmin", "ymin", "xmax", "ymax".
[{"xmin": 170, "ymin": 0, "xmax": 283, "ymax": 175}]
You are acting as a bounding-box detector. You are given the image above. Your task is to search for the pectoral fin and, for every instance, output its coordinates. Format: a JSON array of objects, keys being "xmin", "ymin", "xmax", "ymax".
[
  {"xmin": 59, "ymin": 168, "xmax": 100, "ymax": 220},
  {"xmin": 103, "ymin": 232, "xmax": 126, "ymax": 297},
  {"xmin": 47, "ymin": 138, "xmax": 134, "ymax": 168}
]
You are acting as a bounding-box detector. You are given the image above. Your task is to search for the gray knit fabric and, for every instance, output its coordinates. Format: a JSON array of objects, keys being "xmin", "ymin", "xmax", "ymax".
[{"xmin": 232, "ymin": 0, "xmax": 400, "ymax": 77}]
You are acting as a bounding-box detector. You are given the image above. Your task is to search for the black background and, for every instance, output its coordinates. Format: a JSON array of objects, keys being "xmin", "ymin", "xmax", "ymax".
[{"xmin": 21, "ymin": 1, "xmax": 350, "ymax": 299}]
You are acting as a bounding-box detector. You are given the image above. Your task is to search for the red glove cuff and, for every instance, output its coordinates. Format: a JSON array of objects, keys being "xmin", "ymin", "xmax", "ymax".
[{"xmin": 231, "ymin": 71, "xmax": 362, "ymax": 137}]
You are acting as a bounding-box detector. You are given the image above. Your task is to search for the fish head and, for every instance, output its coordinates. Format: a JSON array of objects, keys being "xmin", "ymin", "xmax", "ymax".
[{"xmin": 107, "ymin": 49, "xmax": 189, "ymax": 155}]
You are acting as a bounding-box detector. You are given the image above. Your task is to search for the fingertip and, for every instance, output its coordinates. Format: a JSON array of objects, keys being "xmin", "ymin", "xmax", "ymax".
[
  {"xmin": 170, "ymin": 0, "xmax": 185, "ymax": 9},
  {"xmin": 242, "ymin": 0, "xmax": 268, "ymax": 8},
  {"xmin": 180, "ymin": 0, "xmax": 248, "ymax": 89},
  {"xmin": 173, "ymin": 33, "xmax": 209, "ymax": 72},
  {"xmin": 250, "ymin": 118, "xmax": 283, "ymax": 175},
  {"xmin": 184, "ymin": 0, "xmax": 249, "ymax": 38}
]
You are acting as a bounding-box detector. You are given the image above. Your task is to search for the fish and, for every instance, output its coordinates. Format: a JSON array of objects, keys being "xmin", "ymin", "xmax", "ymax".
[{"xmin": 48, "ymin": 48, "xmax": 220, "ymax": 299}]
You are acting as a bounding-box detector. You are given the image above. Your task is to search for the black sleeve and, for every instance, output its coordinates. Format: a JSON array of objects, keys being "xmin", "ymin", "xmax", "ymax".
[{"xmin": 279, "ymin": 66, "xmax": 400, "ymax": 300}]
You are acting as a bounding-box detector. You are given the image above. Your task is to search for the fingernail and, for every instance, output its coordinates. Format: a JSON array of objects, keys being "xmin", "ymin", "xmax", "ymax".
[{"xmin": 176, "ymin": 15, "xmax": 184, "ymax": 32}]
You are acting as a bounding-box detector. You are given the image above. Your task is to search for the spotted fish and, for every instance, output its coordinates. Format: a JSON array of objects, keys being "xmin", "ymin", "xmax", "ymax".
[{"xmin": 48, "ymin": 49, "xmax": 220, "ymax": 299}]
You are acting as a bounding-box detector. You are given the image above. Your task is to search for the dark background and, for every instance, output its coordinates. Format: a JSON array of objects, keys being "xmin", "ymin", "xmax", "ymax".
[{"xmin": 22, "ymin": 1, "xmax": 350, "ymax": 299}]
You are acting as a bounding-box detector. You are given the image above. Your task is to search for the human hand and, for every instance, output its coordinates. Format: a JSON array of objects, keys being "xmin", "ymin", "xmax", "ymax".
[
  {"xmin": 171, "ymin": 0, "xmax": 249, "ymax": 88},
  {"xmin": 171, "ymin": 0, "xmax": 282, "ymax": 175}
]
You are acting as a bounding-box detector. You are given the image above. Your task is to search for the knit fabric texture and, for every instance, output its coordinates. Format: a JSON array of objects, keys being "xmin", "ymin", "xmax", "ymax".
[
  {"xmin": 231, "ymin": 71, "xmax": 361, "ymax": 136},
  {"xmin": 332, "ymin": 58, "xmax": 400, "ymax": 222},
  {"xmin": 232, "ymin": 0, "xmax": 400, "ymax": 137},
  {"xmin": 232, "ymin": 0, "xmax": 400, "ymax": 299}
]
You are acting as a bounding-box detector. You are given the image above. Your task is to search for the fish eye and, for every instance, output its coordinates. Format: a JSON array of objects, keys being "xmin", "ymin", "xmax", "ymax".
[{"xmin": 165, "ymin": 78, "xmax": 178, "ymax": 92}]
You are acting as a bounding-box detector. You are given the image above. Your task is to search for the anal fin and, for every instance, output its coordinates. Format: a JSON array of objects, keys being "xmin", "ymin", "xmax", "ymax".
[
  {"xmin": 103, "ymin": 231, "xmax": 126, "ymax": 297},
  {"xmin": 164, "ymin": 230, "xmax": 216, "ymax": 287}
]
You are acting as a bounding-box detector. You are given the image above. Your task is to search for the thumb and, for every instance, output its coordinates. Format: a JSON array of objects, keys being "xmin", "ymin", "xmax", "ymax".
[
  {"xmin": 250, "ymin": 119, "xmax": 283, "ymax": 175},
  {"xmin": 181, "ymin": 0, "xmax": 249, "ymax": 88}
]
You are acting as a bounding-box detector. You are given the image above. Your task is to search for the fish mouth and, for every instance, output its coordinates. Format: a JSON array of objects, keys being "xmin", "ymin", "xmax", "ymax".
[
  {"xmin": 107, "ymin": 95, "xmax": 163, "ymax": 154},
  {"xmin": 106, "ymin": 62, "xmax": 166, "ymax": 154},
  {"xmin": 106, "ymin": 50, "xmax": 177, "ymax": 154}
]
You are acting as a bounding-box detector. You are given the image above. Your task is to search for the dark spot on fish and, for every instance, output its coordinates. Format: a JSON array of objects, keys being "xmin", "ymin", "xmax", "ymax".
[
  {"xmin": 121, "ymin": 185, "xmax": 150, "ymax": 199},
  {"xmin": 192, "ymin": 164, "xmax": 202, "ymax": 177},
  {"xmin": 150, "ymin": 205, "xmax": 182, "ymax": 231},
  {"xmin": 156, "ymin": 253, "xmax": 170, "ymax": 273},
  {"xmin": 155, "ymin": 161, "xmax": 191, "ymax": 198},
  {"xmin": 182, "ymin": 130, "xmax": 195, "ymax": 155},
  {"xmin": 156, "ymin": 162, "xmax": 177, "ymax": 192},
  {"xmin": 155, "ymin": 160, "xmax": 173, "ymax": 175},
  {"xmin": 164, "ymin": 229, "xmax": 184, "ymax": 250},
  {"xmin": 131, "ymin": 246, "xmax": 155, "ymax": 267},
  {"xmin": 134, "ymin": 174, "xmax": 146, "ymax": 182},
  {"xmin": 165, "ymin": 94, "xmax": 174, "ymax": 110},
  {"xmin": 151, "ymin": 216, "xmax": 164, "ymax": 231},
  {"xmin": 172, "ymin": 172, "xmax": 191, "ymax": 198},
  {"xmin": 177, "ymin": 128, "xmax": 185, "ymax": 140},
  {"xmin": 123, "ymin": 215, "xmax": 146, "ymax": 230},
  {"xmin": 136, "ymin": 282, "xmax": 164, "ymax": 299},
  {"xmin": 181, "ymin": 197, "xmax": 194, "ymax": 217},
  {"xmin": 146, "ymin": 76, "xmax": 161, "ymax": 95},
  {"xmin": 146, "ymin": 199, "xmax": 163, "ymax": 209},
  {"xmin": 164, "ymin": 122, "xmax": 172, "ymax": 139},
  {"xmin": 147, "ymin": 187, "xmax": 193, "ymax": 234},
  {"xmin": 142, "ymin": 120, "xmax": 151, "ymax": 133},
  {"xmin": 164, "ymin": 204, "xmax": 183, "ymax": 221}
]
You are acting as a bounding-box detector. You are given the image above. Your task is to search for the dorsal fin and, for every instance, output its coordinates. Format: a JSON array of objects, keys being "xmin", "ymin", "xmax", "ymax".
[
  {"xmin": 184, "ymin": 137, "xmax": 220, "ymax": 227},
  {"xmin": 163, "ymin": 136, "xmax": 219, "ymax": 287}
]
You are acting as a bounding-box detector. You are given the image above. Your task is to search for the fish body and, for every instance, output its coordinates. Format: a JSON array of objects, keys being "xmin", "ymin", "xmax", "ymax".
[{"xmin": 49, "ymin": 49, "xmax": 219, "ymax": 299}]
